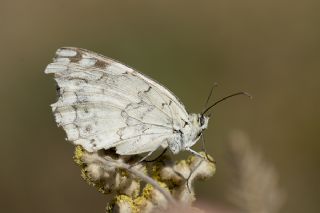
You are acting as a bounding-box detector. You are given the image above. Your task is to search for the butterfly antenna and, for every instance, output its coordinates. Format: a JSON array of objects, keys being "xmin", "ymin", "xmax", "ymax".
[
  {"xmin": 202, "ymin": 83, "xmax": 219, "ymax": 110},
  {"xmin": 202, "ymin": 91, "xmax": 252, "ymax": 115}
]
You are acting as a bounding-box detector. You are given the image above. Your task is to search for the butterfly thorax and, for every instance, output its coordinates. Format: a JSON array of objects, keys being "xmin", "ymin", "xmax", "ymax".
[{"xmin": 168, "ymin": 113, "xmax": 209, "ymax": 154}]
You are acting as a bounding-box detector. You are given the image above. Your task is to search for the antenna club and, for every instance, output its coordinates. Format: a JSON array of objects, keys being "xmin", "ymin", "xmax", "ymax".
[{"xmin": 243, "ymin": 91, "xmax": 253, "ymax": 99}]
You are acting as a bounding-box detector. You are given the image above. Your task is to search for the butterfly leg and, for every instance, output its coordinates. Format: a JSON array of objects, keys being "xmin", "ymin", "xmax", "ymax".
[
  {"xmin": 185, "ymin": 147, "xmax": 206, "ymax": 159},
  {"xmin": 185, "ymin": 158, "xmax": 205, "ymax": 193},
  {"xmin": 145, "ymin": 148, "xmax": 168, "ymax": 163},
  {"xmin": 131, "ymin": 147, "xmax": 161, "ymax": 167},
  {"xmin": 137, "ymin": 150, "xmax": 156, "ymax": 164},
  {"xmin": 185, "ymin": 147, "xmax": 210, "ymax": 192},
  {"xmin": 201, "ymin": 135, "xmax": 215, "ymax": 163},
  {"xmin": 128, "ymin": 154, "xmax": 152, "ymax": 169},
  {"xmin": 138, "ymin": 140, "xmax": 169, "ymax": 164}
]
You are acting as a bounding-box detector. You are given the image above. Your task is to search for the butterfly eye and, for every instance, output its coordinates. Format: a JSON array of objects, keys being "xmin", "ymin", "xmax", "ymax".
[
  {"xmin": 200, "ymin": 116, "xmax": 205, "ymax": 126},
  {"xmin": 197, "ymin": 132, "xmax": 202, "ymax": 138}
]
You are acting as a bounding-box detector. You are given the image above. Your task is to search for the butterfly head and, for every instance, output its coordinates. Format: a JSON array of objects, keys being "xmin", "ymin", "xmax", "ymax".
[
  {"xmin": 189, "ymin": 113, "xmax": 210, "ymax": 138},
  {"xmin": 190, "ymin": 113, "xmax": 209, "ymax": 131},
  {"xmin": 199, "ymin": 114, "xmax": 210, "ymax": 130}
]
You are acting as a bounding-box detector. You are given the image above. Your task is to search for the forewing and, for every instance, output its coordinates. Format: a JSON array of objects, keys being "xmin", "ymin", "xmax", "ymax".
[{"xmin": 45, "ymin": 47, "xmax": 188, "ymax": 153}]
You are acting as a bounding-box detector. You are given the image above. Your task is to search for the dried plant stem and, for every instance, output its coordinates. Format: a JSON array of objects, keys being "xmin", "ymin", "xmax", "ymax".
[
  {"xmin": 99, "ymin": 157, "xmax": 177, "ymax": 205},
  {"xmin": 73, "ymin": 146, "xmax": 215, "ymax": 212}
]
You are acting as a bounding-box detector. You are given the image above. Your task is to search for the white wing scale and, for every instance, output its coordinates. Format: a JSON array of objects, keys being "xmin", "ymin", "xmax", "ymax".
[{"xmin": 45, "ymin": 47, "xmax": 189, "ymax": 154}]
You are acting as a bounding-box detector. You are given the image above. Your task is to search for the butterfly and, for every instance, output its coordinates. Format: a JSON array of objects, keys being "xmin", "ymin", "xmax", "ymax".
[{"xmin": 45, "ymin": 47, "xmax": 248, "ymax": 159}]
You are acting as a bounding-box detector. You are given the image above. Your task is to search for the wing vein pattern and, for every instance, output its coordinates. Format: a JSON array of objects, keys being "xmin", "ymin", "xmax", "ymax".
[{"xmin": 45, "ymin": 47, "xmax": 188, "ymax": 154}]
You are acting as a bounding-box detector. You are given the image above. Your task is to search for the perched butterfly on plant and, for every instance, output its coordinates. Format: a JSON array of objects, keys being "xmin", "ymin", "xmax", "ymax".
[{"xmin": 45, "ymin": 47, "xmax": 250, "ymax": 160}]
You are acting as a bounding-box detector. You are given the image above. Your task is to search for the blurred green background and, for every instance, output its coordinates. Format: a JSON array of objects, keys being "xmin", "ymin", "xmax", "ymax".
[{"xmin": 1, "ymin": 0, "xmax": 319, "ymax": 212}]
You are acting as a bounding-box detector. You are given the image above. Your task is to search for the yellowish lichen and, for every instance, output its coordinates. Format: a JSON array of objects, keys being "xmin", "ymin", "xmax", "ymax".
[
  {"xmin": 73, "ymin": 145, "xmax": 85, "ymax": 166},
  {"xmin": 151, "ymin": 164, "xmax": 162, "ymax": 180},
  {"xmin": 141, "ymin": 183, "xmax": 154, "ymax": 200},
  {"xmin": 72, "ymin": 147, "xmax": 216, "ymax": 212},
  {"xmin": 81, "ymin": 167, "xmax": 109, "ymax": 194},
  {"xmin": 118, "ymin": 195, "xmax": 136, "ymax": 211},
  {"xmin": 133, "ymin": 196, "xmax": 148, "ymax": 209},
  {"xmin": 73, "ymin": 146, "xmax": 110, "ymax": 194}
]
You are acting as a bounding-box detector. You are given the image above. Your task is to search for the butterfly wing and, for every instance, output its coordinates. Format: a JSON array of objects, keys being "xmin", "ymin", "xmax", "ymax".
[{"xmin": 45, "ymin": 47, "xmax": 188, "ymax": 154}]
